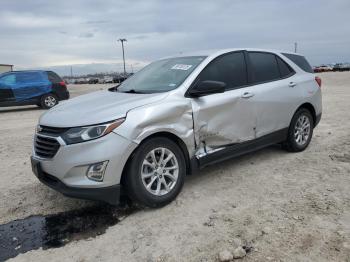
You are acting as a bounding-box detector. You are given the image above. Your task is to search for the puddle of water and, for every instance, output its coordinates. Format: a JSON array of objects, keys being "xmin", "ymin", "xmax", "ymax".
[{"xmin": 0, "ymin": 203, "xmax": 136, "ymax": 261}]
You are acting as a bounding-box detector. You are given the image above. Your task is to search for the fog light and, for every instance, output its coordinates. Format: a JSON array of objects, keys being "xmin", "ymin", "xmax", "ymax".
[{"xmin": 86, "ymin": 161, "xmax": 108, "ymax": 181}]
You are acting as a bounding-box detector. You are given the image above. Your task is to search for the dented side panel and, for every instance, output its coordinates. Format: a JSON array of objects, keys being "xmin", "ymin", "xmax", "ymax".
[{"xmin": 191, "ymin": 88, "xmax": 256, "ymax": 154}]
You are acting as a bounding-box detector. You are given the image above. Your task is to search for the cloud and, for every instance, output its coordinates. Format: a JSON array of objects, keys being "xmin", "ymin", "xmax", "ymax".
[
  {"xmin": 0, "ymin": 0, "xmax": 349, "ymax": 70},
  {"xmin": 79, "ymin": 32, "xmax": 95, "ymax": 38}
]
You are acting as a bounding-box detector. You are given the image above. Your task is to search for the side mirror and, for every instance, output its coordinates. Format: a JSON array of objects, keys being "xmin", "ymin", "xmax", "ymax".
[{"xmin": 188, "ymin": 80, "xmax": 226, "ymax": 97}]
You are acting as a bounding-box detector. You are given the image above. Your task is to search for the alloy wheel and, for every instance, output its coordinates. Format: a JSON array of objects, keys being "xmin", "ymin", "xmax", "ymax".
[
  {"xmin": 44, "ymin": 96, "xmax": 57, "ymax": 107},
  {"xmin": 141, "ymin": 147, "xmax": 179, "ymax": 196},
  {"xmin": 294, "ymin": 114, "xmax": 311, "ymax": 146}
]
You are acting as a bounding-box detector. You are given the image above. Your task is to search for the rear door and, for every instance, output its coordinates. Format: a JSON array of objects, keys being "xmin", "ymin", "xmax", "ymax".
[
  {"xmin": 190, "ymin": 51, "xmax": 257, "ymax": 152},
  {"xmin": 13, "ymin": 72, "xmax": 51, "ymax": 101},
  {"xmin": 246, "ymin": 52, "xmax": 300, "ymax": 137},
  {"xmin": 0, "ymin": 73, "xmax": 16, "ymax": 103}
]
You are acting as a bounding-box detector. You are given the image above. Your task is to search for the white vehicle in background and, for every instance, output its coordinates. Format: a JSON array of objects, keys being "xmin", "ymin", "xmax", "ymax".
[
  {"xmin": 31, "ymin": 48, "xmax": 322, "ymax": 207},
  {"xmin": 102, "ymin": 76, "xmax": 114, "ymax": 84}
]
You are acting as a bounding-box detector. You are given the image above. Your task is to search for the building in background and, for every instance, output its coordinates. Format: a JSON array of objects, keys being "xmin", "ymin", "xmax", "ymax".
[{"xmin": 0, "ymin": 64, "xmax": 13, "ymax": 73}]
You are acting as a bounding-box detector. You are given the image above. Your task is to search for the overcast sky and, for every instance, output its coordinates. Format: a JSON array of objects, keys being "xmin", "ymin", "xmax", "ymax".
[{"xmin": 0, "ymin": 0, "xmax": 349, "ymax": 74}]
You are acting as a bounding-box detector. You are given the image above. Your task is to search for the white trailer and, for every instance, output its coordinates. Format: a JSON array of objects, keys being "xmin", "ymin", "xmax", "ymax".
[{"xmin": 0, "ymin": 64, "xmax": 13, "ymax": 73}]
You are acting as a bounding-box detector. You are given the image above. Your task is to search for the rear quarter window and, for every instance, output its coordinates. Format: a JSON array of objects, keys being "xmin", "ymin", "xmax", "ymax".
[
  {"xmin": 282, "ymin": 53, "xmax": 313, "ymax": 73},
  {"xmin": 46, "ymin": 71, "xmax": 63, "ymax": 83},
  {"xmin": 276, "ymin": 56, "xmax": 295, "ymax": 78}
]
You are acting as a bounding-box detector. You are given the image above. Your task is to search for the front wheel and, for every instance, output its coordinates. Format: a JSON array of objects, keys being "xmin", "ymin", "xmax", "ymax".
[
  {"xmin": 40, "ymin": 93, "xmax": 58, "ymax": 109},
  {"xmin": 125, "ymin": 137, "xmax": 186, "ymax": 207},
  {"xmin": 283, "ymin": 108, "xmax": 314, "ymax": 152}
]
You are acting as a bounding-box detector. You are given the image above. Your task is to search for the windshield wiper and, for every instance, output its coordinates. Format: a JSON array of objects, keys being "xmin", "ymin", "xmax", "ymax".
[{"xmin": 122, "ymin": 89, "xmax": 144, "ymax": 94}]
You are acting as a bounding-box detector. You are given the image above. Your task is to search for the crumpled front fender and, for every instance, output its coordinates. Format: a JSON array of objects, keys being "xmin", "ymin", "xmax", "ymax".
[{"xmin": 113, "ymin": 95, "xmax": 196, "ymax": 157}]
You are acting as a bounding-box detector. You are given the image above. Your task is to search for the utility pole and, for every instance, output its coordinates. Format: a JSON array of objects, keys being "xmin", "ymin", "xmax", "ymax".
[
  {"xmin": 70, "ymin": 66, "xmax": 73, "ymax": 78},
  {"xmin": 294, "ymin": 42, "xmax": 298, "ymax": 53},
  {"xmin": 118, "ymin": 38, "xmax": 127, "ymax": 76}
]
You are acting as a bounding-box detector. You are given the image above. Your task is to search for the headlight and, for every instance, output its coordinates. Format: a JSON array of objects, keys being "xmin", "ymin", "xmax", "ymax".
[{"xmin": 61, "ymin": 118, "xmax": 125, "ymax": 144}]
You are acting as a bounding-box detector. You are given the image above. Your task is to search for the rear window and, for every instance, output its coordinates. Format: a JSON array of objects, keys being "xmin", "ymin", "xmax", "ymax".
[
  {"xmin": 46, "ymin": 71, "xmax": 63, "ymax": 83},
  {"xmin": 282, "ymin": 53, "xmax": 313, "ymax": 73},
  {"xmin": 249, "ymin": 52, "xmax": 280, "ymax": 83}
]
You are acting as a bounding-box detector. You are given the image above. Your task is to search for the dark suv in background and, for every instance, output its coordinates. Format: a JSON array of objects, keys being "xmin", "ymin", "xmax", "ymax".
[{"xmin": 0, "ymin": 70, "xmax": 69, "ymax": 109}]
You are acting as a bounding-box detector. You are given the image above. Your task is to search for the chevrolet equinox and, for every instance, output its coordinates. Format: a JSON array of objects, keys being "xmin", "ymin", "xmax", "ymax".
[{"xmin": 31, "ymin": 49, "xmax": 322, "ymax": 207}]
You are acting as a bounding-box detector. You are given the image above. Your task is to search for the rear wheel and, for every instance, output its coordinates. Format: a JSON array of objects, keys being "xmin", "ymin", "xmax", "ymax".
[
  {"xmin": 40, "ymin": 93, "xmax": 58, "ymax": 109},
  {"xmin": 283, "ymin": 108, "xmax": 314, "ymax": 152},
  {"xmin": 125, "ymin": 137, "xmax": 186, "ymax": 207}
]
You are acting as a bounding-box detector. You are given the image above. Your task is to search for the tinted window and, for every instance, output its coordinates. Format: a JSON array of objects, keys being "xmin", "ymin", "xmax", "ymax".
[
  {"xmin": 0, "ymin": 74, "xmax": 16, "ymax": 85},
  {"xmin": 198, "ymin": 52, "xmax": 247, "ymax": 90},
  {"xmin": 249, "ymin": 52, "xmax": 280, "ymax": 83},
  {"xmin": 282, "ymin": 53, "xmax": 313, "ymax": 73},
  {"xmin": 47, "ymin": 71, "xmax": 62, "ymax": 83},
  {"xmin": 16, "ymin": 72, "xmax": 44, "ymax": 83},
  {"xmin": 276, "ymin": 56, "xmax": 294, "ymax": 78}
]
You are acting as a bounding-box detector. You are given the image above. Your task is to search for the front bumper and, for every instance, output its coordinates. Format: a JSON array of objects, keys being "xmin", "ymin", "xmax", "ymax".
[
  {"xmin": 31, "ymin": 156, "xmax": 121, "ymax": 205},
  {"xmin": 31, "ymin": 132, "xmax": 138, "ymax": 204}
]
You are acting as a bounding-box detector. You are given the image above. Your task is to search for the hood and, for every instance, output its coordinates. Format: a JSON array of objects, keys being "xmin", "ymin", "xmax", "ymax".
[{"xmin": 39, "ymin": 90, "xmax": 168, "ymax": 127}]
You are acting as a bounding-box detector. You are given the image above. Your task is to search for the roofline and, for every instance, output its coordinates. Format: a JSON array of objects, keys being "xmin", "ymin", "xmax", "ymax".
[
  {"xmin": 4, "ymin": 70, "xmax": 48, "ymax": 73},
  {"xmin": 0, "ymin": 64, "xmax": 13, "ymax": 67},
  {"xmin": 163, "ymin": 48, "xmax": 304, "ymax": 59}
]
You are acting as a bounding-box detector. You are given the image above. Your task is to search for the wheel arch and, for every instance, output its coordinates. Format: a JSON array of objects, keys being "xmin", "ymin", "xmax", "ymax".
[
  {"xmin": 120, "ymin": 131, "xmax": 193, "ymax": 188},
  {"xmin": 295, "ymin": 102, "xmax": 316, "ymax": 126}
]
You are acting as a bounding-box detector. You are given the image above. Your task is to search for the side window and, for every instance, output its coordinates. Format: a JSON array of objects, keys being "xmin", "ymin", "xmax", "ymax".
[
  {"xmin": 282, "ymin": 53, "xmax": 313, "ymax": 73},
  {"xmin": 276, "ymin": 56, "xmax": 294, "ymax": 78},
  {"xmin": 17, "ymin": 72, "xmax": 44, "ymax": 83},
  {"xmin": 249, "ymin": 52, "xmax": 280, "ymax": 83},
  {"xmin": 198, "ymin": 52, "xmax": 247, "ymax": 90},
  {"xmin": 0, "ymin": 74, "xmax": 16, "ymax": 85},
  {"xmin": 47, "ymin": 71, "xmax": 62, "ymax": 83}
]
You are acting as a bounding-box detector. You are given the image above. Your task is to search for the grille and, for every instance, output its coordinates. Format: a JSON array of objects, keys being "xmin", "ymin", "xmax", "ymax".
[
  {"xmin": 38, "ymin": 125, "xmax": 68, "ymax": 136},
  {"xmin": 34, "ymin": 135, "xmax": 60, "ymax": 158}
]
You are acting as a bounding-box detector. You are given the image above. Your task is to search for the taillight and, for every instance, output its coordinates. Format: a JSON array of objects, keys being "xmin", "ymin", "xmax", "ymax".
[
  {"xmin": 315, "ymin": 76, "xmax": 321, "ymax": 88},
  {"xmin": 59, "ymin": 81, "xmax": 66, "ymax": 87}
]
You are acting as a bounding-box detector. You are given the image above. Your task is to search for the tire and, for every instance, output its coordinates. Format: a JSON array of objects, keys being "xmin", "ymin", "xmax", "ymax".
[
  {"xmin": 283, "ymin": 108, "xmax": 314, "ymax": 152},
  {"xmin": 40, "ymin": 93, "xmax": 58, "ymax": 109},
  {"xmin": 125, "ymin": 137, "xmax": 186, "ymax": 207}
]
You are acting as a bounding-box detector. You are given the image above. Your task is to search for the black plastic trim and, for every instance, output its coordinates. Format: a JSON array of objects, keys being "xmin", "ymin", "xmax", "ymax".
[
  {"xmin": 196, "ymin": 128, "xmax": 288, "ymax": 169},
  {"xmin": 315, "ymin": 113, "xmax": 322, "ymax": 127}
]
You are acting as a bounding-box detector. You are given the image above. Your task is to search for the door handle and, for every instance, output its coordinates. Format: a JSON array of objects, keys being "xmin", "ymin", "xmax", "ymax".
[
  {"xmin": 241, "ymin": 92, "xmax": 254, "ymax": 99},
  {"xmin": 288, "ymin": 82, "xmax": 297, "ymax": 87}
]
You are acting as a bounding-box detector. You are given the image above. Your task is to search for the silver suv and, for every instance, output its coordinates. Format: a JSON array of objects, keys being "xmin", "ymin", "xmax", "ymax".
[{"xmin": 31, "ymin": 48, "xmax": 322, "ymax": 207}]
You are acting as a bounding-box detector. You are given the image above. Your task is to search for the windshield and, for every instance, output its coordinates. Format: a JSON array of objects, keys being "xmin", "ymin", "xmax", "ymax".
[{"xmin": 117, "ymin": 56, "xmax": 206, "ymax": 93}]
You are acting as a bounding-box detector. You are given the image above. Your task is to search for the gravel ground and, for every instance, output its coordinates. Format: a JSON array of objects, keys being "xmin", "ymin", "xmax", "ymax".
[{"xmin": 0, "ymin": 73, "xmax": 349, "ymax": 261}]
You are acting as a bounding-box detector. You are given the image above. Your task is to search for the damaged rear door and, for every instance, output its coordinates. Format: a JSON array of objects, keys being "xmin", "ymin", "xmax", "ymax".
[{"xmin": 189, "ymin": 51, "xmax": 257, "ymax": 156}]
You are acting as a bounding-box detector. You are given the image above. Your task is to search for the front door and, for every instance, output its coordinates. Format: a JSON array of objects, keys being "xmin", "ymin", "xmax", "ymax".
[{"xmin": 189, "ymin": 51, "xmax": 257, "ymax": 155}]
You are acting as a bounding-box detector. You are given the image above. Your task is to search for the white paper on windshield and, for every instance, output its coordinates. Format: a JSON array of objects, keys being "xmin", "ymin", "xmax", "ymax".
[{"xmin": 171, "ymin": 64, "xmax": 192, "ymax": 70}]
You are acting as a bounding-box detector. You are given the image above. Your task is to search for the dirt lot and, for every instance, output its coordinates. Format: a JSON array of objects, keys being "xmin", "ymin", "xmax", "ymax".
[{"xmin": 0, "ymin": 73, "xmax": 349, "ymax": 262}]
